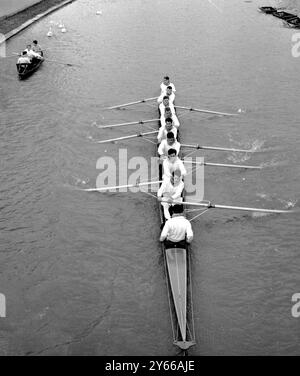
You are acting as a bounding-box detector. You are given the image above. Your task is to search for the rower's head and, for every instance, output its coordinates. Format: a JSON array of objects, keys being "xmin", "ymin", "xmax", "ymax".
[
  {"xmin": 164, "ymin": 107, "xmax": 172, "ymax": 118},
  {"xmin": 171, "ymin": 170, "xmax": 181, "ymax": 185},
  {"xmin": 172, "ymin": 204, "xmax": 184, "ymax": 215},
  {"xmin": 165, "ymin": 118, "xmax": 173, "ymax": 131},
  {"xmin": 26, "ymin": 44, "xmax": 31, "ymax": 50},
  {"xmin": 166, "ymin": 132, "xmax": 175, "ymax": 146},
  {"xmin": 162, "ymin": 96, "xmax": 169, "ymax": 106},
  {"xmin": 33, "ymin": 40, "xmax": 38, "ymax": 45},
  {"xmin": 22, "ymin": 51, "xmax": 27, "ymax": 56},
  {"xmin": 167, "ymin": 148, "xmax": 177, "ymax": 162},
  {"xmin": 166, "ymin": 86, "xmax": 173, "ymax": 95},
  {"xmin": 163, "ymin": 76, "xmax": 170, "ymax": 86}
]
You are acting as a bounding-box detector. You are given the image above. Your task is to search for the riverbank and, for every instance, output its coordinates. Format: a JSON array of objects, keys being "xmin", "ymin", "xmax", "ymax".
[{"xmin": 0, "ymin": 0, "xmax": 75, "ymax": 35}]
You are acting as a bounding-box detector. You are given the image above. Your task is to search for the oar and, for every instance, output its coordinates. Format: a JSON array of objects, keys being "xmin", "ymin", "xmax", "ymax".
[
  {"xmin": 183, "ymin": 160, "xmax": 262, "ymax": 170},
  {"xmin": 96, "ymin": 130, "xmax": 158, "ymax": 144},
  {"xmin": 97, "ymin": 118, "xmax": 159, "ymax": 129},
  {"xmin": 12, "ymin": 52, "xmax": 77, "ymax": 67},
  {"xmin": 181, "ymin": 143, "xmax": 253, "ymax": 153},
  {"xmin": 44, "ymin": 59, "xmax": 80, "ymax": 67},
  {"xmin": 104, "ymin": 97, "xmax": 158, "ymax": 110},
  {"xmin": 172, "ymin": 200, "xmax": 293, "ymax": 214},
  {"xmin": 83, "ymin": 180, "xmax": 162, "ymax": 192},
  {"xmin": 175, "ymin": 105, "xmax": 238, "ymax": 116}
]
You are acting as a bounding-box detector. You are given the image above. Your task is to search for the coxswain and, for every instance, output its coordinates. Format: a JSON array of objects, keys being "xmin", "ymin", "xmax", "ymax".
[
  {"xmin": 160, "ymin": 204, "xmax": 193, "ymax": 248},
  {"xmin": 159, "ymin": 96, "xmax": 175, "ymax": 118},
  {"xmin": 158, "ymin": 132, "xmax": 180, "ymax": 159},
  {"xmin": 157, "ymin": 170, "xmax": 184, "ymax": 220},
  {"xmin": 157, "ymin": 85, "xmax": 175, "ymax": 104},
  {"xmin": 32, "ymin": 40, "xmax": 42, "ymax": 55},
  {"xmin": 17, "ymin": 51, "xmax": 31, "ymax": 64},
  {"xmin": 162, "ymin": 148, "xmax": 187, "ymax": 179},
  {"xmin": 157, "ymin": 118, "xmax": 178, "ymax": 143},
  {"xmin": 160, "ymin": 107, "xmax": 180, "ymax": 128},
  {"xmin": 160, "ymin": 75, "xmax": 176, "ymax": 94}
]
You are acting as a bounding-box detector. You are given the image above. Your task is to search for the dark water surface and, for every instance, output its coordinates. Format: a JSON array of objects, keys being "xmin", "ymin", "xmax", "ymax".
[{"xmin": 0, "ymin": 0, "xmax": 299, "ymax": 355}]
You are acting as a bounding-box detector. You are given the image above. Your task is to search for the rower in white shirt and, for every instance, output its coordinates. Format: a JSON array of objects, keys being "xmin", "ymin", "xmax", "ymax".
[
  {"xmin": 162, "ymin": 148, "xmax": 187, "ymax": 180},
  {"xmin": 17, "ymin": 51, "xmax": 31, "ymax": 64},
  {"xmin": 24, "ymin": 44, "xmax": 43, "ymax": 61},
  {"xmin": 157, "ymin": 118, "xmax": 178, "ymax": 143},
  {"xmin": 157, "ymin": 170, "xmax": 184, "ymax": 220},
  {"xmin": 160, "ymin": 107, "xmax": 180, "ymax": 128},
  {"xmin": 32, "ymin": 40, "xmax": 43, "ymax": 55},
  {"xmin": 157, "ymin": 86, "xmax": 175, "ymax": 105},
  {"xmin": 158, "ymin": 132, "xmax": 180, "ymax": 159},
  {"xmin": 160, "ymin": 75, "xmax": 176, "ymax": 94},
  {"xmin": 160, "ymin": 204, "xmax": 193, "ymax": 249},
  {"xmin": 159, "ymin": 96, "xmax": 175, "ymax": 118}
]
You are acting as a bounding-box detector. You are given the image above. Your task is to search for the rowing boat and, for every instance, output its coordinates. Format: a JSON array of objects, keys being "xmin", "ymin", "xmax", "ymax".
[
  {"xmin": 282, "ymin": 16, "xmax": 300, "ymax": 27},
  {"xmin": 16, "ymin": 52, "xmax": 44, "ymax": 79},
  {"xmin": 157, "ymin": 106, "xmax": 196, "ymax": 351},
  {"xmin": 88, "ymin": 85, "xmax": 293, "ymax": 353},
  {"xmin": 272, "ymin": 10, "xmax": 299, "ymax": 20},
  {"xmin": 258, "ymin": 6, "xmax": 278, "ymax": 14}
]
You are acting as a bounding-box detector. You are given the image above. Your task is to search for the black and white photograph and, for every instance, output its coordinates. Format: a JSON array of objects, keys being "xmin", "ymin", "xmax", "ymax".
[{"xmin": 0, "ymin": 0, "xmax": 299, "ymax": 359}]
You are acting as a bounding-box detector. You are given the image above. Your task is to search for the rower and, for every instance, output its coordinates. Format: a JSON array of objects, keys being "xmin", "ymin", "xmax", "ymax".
[
  {"xmin": 157, "ymin": 118, "xmax": 178, "ymax": 143},
  {"xmin": 157, "ymin": 86, "xmax": 175, "ymax": 105},
  {"xmin": 158, "ymin": 132, "xmax": 180, "ymax": 160},
  {"xmin": 24, "ymin": 44, "xmax": 43, "ymax": 61},
  {"xmin": 159, "ymin": 96, "xmax": 175, "ymax": 118},
  {"xmin": 160, "ymin": 107, "xmax": 180, "ymax": 128},
  {"xmin": 17, "ymin": 51, "xmax": 31, "ymax": 64},
  {"xmin": 157, "ymin": 170, "xmax": 184, "ymax": 220},
  {"xmin": 160, "ymin": 75, "xmax": 176, "ymax": 94},
  {"xmin": 32, "ymin": 40, "xmax": 42, "ymax": 55},
  {"xmin": 160, "ymin": 204, "xmax": 193, "ymax": 248},
  {"xmin": 162, "ymin": 148, "xmax": 187, "ymax": 180}
]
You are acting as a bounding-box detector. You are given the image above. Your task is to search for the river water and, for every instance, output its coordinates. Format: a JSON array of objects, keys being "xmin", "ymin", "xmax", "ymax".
[{"xmin": 0, "ymin": 0, "xmax": 299, "ymax": 356}]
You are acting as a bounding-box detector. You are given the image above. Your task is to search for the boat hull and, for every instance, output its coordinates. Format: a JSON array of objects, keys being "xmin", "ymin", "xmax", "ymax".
[
  {"xmin": 157, "ymin": 109, "xmax": 195, "ymax": 351},
  {"xmin": 16, "ymin": 57, "xmax": 44, "ymax": 79}
]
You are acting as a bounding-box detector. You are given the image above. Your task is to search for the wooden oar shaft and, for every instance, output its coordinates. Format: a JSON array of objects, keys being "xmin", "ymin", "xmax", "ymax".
[
  {"xmin": 45, "ymin": 59, "xmax": 80, "ymax": 67},
  {"xmin": 97, "ymin": 130, "xmax": 158, "ymax": 144},
  {"xmin": 175, "ymin": 105, "xmax": 237, "ymax": 116},
  {"xmin": 183, "ymin": 160, "xmax": 262, "ymax": 169},
  {"xmin": 84, "ymin": 180, "xmax": 162, "ymax": 192},
  {"xmin": 105, "ymin": 97, "xmax": 158, "ymax": 110},
  {"xmin": 174, "ymin": 200, "xmax": 292, "ymax": 214},
  {"xmin": 97, "ymin": 118, "xmax": 159, "ymax": 129},
  {"xmin": 181, "ymin": 143, "xmax": 253, "ymax": 153}
]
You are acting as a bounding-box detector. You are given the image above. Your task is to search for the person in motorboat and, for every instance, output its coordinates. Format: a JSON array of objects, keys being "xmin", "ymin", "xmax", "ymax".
[
  {"xmin": 32, "ymin": 40, "xmax": 43, "ymax": 55},
  {"xmin": 24, "ymin": 45, "xmax": 43, "ymax": 62},
  {"xmin": 17, "ymin": 51, "xmax": 31, "ymax": 64}
]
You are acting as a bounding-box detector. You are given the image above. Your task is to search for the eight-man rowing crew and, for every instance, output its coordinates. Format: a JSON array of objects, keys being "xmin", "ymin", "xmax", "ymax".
[
  {"xmin": 157, "ymin": 76, "xmax": 193, "ymax": 248},
  {"xmin": 17, "ymin": 40, "xmax": 44, "ymax": 64}
]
